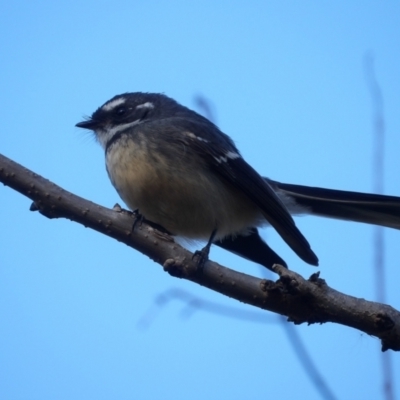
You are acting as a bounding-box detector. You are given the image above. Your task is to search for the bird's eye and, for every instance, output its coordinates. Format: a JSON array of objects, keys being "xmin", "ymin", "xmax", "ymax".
[{"xmin": 115, "ymin": 106, "xmax": 126, "ymax": 117}]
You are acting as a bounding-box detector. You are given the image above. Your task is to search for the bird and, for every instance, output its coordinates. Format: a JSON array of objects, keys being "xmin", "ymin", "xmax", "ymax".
[{"xmin": 76, "ymin": 92, "xmax": 400, "ymax": 270}]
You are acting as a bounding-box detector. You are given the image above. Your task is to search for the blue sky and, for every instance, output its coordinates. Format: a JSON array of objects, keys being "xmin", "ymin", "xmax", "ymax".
[{"xmin": 1, "ymin": 2, "xmax": 400, "ymax": 399}]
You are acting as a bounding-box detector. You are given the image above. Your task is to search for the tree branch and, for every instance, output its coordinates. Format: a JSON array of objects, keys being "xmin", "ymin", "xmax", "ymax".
[{"xmin": 1, "ymin": 152, "xmax": 400, "ymax": 351}]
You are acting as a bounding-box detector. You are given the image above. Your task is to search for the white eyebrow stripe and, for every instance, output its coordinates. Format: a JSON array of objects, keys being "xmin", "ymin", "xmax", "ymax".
[
  {"xmin": 102, "ymin": 97, "xmax": 126, "ymax": 111},
  {"xmin": 136, "ymin": 102, "xmax": 154, "ymax": 109}
]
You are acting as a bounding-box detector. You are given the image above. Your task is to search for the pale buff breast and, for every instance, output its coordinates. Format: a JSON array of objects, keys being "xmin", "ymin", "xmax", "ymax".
[{"xmin": 106, "ymin": 135, "xmax": 264, "ymax": 240}]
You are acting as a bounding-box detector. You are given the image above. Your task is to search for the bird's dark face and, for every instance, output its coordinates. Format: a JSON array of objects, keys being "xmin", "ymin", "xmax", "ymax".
[{"xmin": 76, "ymin": 92, "xmax": 185, "ymax": 149}]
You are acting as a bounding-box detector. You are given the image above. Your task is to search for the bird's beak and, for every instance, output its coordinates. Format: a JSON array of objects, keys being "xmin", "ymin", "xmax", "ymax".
[{"xmin": 75, "ymin": 119, "xmax": 97, "ymax": 130}]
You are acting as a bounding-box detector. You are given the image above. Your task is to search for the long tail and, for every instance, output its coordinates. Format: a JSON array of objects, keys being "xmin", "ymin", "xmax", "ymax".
[
  {"xmin": 216, "ymin": 180, "xmax": 400, "ymax": 270},
  {"xmin": 268, "ymin": 179, "xmax": 400, "ymax": 230}
]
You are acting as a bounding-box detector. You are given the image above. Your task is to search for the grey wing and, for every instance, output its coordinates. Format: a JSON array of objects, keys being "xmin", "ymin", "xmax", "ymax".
[{"xmin": 178, "ymin": 121, "xmax": 318, "ymax": 266}]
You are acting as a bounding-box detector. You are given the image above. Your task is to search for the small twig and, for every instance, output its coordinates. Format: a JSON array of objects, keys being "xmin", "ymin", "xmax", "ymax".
[
  {"xmin": 138, "ymin": 288, "xmax": 337, "ymax": 400},
  {"xmin": 364, "ymin": 52, "xmax": 395, "ymax": 400}
]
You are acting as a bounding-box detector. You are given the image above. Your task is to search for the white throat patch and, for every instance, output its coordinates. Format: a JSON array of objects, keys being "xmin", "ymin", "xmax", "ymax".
[{"xmin": 96, "ymin": 119, "xmax": 142, "ymax": 149}]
